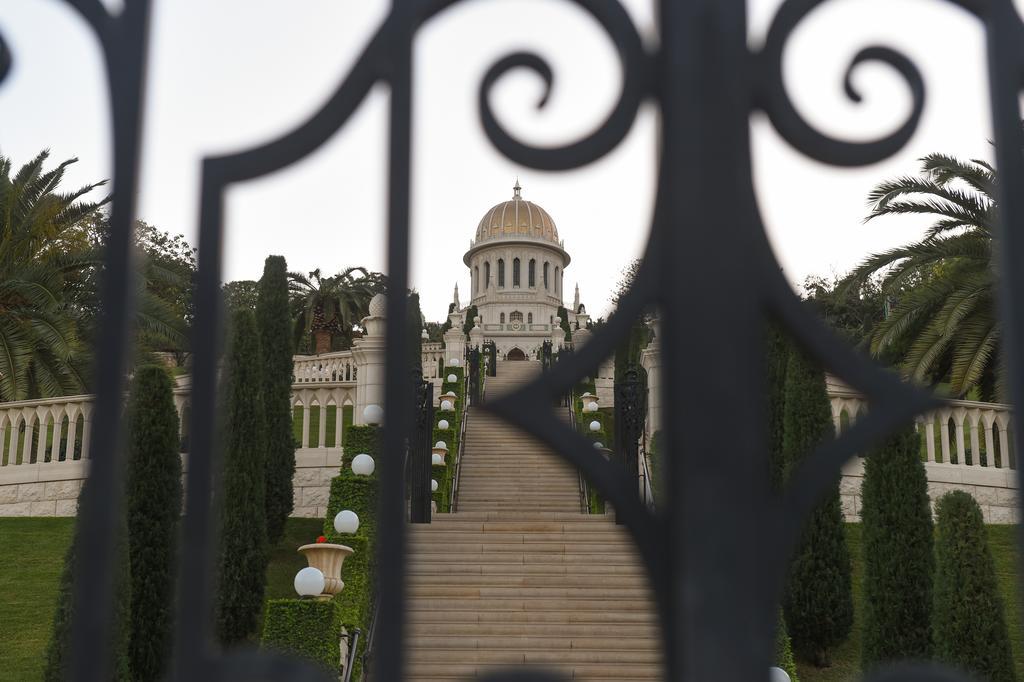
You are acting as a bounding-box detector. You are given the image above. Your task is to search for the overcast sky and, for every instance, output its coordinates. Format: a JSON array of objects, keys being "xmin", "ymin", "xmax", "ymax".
[{"xmin": 0, "ymin": 0, "xmax": 999, "ymax": 320}]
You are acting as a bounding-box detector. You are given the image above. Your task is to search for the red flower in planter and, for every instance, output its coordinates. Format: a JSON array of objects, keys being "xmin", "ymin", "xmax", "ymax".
[{"xmin": 316, "ymin": 535, "xmax": 327, "ymax": 543}]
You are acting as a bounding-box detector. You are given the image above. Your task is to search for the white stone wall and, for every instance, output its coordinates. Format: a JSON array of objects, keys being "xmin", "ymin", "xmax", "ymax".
[
  {"xmin": 0, "ymin": 448, "xmax": 344, "ymax": 519},
  {"xmin": 840, "ymin": 458, "xmax": 1019, "ymax": 524}
]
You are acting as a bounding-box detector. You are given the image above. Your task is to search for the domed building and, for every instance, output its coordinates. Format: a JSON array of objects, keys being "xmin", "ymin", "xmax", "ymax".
[{"xmin": 445, "ymin": 182, "xmax": 589, "ymax": 360}]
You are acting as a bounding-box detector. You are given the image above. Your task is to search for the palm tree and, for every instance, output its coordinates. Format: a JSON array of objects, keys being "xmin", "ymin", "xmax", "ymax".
[
  {"xmin": 288, "ymin": 267, "xmax": 383, "ymax": 353},
  {"xmin": 0, "ymin": 150, "xmax": 108, "ymax": 400},
  {"xmin": 842, "ymin": 153, "xmax": 998, "ymax": 399}
]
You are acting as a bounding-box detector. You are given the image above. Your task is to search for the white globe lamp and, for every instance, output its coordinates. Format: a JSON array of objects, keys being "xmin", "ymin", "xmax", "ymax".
[
  {"xmin": 351, "ymin": 453, "xmax": 375, "ymax": 476},
  {"xmin": 294, "ymin": 567, "xmax": 325, "ymax": 597},
  {"xmin": 589, "ymin": 420, "xmax": 601, "ymax": 432},
  {"xmin": 333, "ymin": 509, "xmax": 360, "ymax": 535},
  {"xmin": 441, "ymin": 400, "xmax": 454, "ymax": 411},
  {"xmin": 446, "ymin": 373, "xmax": 457, "ymax": 383},
  {"xmin": 448, "ymin": 358, "xmax": 461, "ymax": 367},
  {"xmin": 593, "ymin": 442, "xmax": 604, "ymax": 449},
  {"xmin": 437, "ymin": 419, "xmax": 449, "ymax": 430},
  {"xmin": 585, "ymin": 402, "xmax": 599, "ymax": 413},
  {"xmin": 431, "ymin": 479, "xmax": 439, "ymax": 492},
  {"xmin": 434, "ymin": 441, "xmax": 447, "ymax": 450},
  {"xmin": 432, "ymin": 453, "xmax": 443, "ymax": 466},
  {"xmin": 582, "ymin": 392, "xmax": 591, "ymax": 397},
  {"xmin": 768, "ymin": 668, "xmax": 791, "ymax": 682},
  {"xmin": 363, "ymin": 404, "xmax": 384, "ymax": 425}
]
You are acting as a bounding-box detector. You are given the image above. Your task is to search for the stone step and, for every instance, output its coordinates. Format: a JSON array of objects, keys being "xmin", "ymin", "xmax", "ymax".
[
  {"xmin": 406, "ymin": 542, "xmax": 635, "ymax": 554},
  {"xmin": 405, "ymin": 598, "xmax": 651, "ymax": 612},
  {"xmin": 407, "ymin": 622, "xmax": 659, "ymax": 638},
  {"xmin": 407, "ymin": 648, "xmax": 661, "ymax": 664},
  {"xmin": 405, "ymin": 563, "xmax": 647, "ymax": 577},
  {"xmin": 406, "ymin": 574, "xmax": 645, "ymax": 588},
  {"xmin": 407, "ymin": 531, "xmax": 634, "ymax": 542},
  {"xmin": 405, "ymin": 609, "xmax": 657, "ymax": 625},
  {"xmin": 404, "ymin": 662, "xmax": 662, "ymax": 679},
  {"xmin": 406, "ymin": 585, "xmax": 652, "ymax": 599}
]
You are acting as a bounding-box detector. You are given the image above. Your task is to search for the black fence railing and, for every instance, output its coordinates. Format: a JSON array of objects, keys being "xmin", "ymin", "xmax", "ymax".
[{"xmin": 408, "ymin": 374, "xmax": 432, "ymax": 524}]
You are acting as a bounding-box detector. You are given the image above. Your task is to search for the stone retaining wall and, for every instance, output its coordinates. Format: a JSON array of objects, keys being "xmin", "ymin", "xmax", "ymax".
[
  {"xmin": 0, "ymin": 447, "xmax": 342, "ymax": 518},
  {"xmin": 840, "ymin": 459, "xmax": 1019, "ymax": 524}
]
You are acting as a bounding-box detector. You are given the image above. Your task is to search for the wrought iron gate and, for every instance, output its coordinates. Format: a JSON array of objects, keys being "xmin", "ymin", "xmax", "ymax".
[{"xmin": 5, "ymin": 1, "xmax": 1024, "ymax": 680}]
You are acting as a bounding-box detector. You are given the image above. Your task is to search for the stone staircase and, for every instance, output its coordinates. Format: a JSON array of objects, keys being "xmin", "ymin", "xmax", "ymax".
[{"xmin": 405, "ymin": 360, "xmax": 662, "ymax": 680}]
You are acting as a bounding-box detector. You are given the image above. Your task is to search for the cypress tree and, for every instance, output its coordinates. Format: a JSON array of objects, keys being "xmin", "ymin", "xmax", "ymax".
[
  {"xmin": 216, "ymin": 309, "xmax": 269, "ymax": 645},
  {"xmin": 860, "ymin": 424, "xmax": 933, "ymax": 669},
  {"xmin": 933, "ymin": 491, "xmax": 1016, "ymax": 682},
  {"xmin": 43, "ymin": 480, "xmax": 132, "ymax": 681},
  {"xmin": 408, "ymin": 292, "xmax": 424, "ymax": 372},
  {"xmin": 781, "ymin": 345, "xmax": 853, "ymax": 666},
  {"xmin": 765, "ymin": 322, "xmax": 790, "ymax": 491},
  {"xmin": 257, "ymin": 255, "xmax": 295, "ymax": 544},
  {"xmin": 125, "ymin": 366, "xmax": 183, "ymax": 681}
]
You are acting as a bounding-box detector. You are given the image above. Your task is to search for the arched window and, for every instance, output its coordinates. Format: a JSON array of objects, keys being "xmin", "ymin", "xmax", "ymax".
[
  {"xmin": 527, "ymin": 312, "xmax": 533, "ymax": 324},
  {"xmin": 513, "ymin": 258, "xmax": 521, "ymax": 287},
  {"xmin": 543, "ymin": 262, "xmax": 550, "ymax": 290},
  {"xmin": 484, "ymin": 261, "xmax": 491, "ymax": 289},
  {"xmin": 498, "ymin": 258, "xmax": 505, "ymax": 287},
  {"xmin": 528, "ymin": 259, "xmax": 536, "ymax": 287},
  {"xmin": 500, "ymin": 312, "xmax": 505, "ymax": 324},
  {"xmin": 555, "ymin": 267, "xmax": 560, "ymax": 296},
  {"xmin": 510, "ymin": 311, "xmax": 523, "ymax": 323},
  {"xmin": 474, "ymin": 266, "xmax": 479, "ymax": 294}
]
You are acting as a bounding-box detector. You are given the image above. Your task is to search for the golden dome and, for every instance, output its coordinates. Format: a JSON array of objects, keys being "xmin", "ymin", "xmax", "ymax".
[{"xmin": 474, "ymin": 181, "xmax": 559, "ymax": 245}]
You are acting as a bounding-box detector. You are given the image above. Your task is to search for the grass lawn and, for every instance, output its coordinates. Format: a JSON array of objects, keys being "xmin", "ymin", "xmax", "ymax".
[
  {"xmin": 0, "ymin": 516, "xmax": 324, "ymax": 682},
  {"xmin": 797, "ymin": 524, "xmax": 1023, "ymax": 682}
]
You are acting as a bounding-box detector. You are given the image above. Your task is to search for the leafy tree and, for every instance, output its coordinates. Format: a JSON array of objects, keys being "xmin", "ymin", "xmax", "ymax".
[
  {"xmin": 803, "ymin": 274, "xmax": 889, "ymax": 351},
  {"xmin": 216, "ymin": 309, "xmax": 268, "ymax": 645},
  {"xmin": 257, "ymin": 257, "xmax": 295, "ymax": 544},
  {"xmin": 841, "ymin": 153, "xmax": 1000, "ymax": 398},
  {"xmin": 289, "ymin": 267, "xmax": 386, "ymax": 353},
  {"xmin": 125, "ymin": 366, "xmax": 182, "ymax": 681},
  {"xmin": 424, "ymin": 321, "xmax": 444, "ymax": 342},
  {"xmin": 44, "ymin": 479, "xmax": 132, "ymax": 681},
  {"xmin": 781, "ymin": 346, "xmax": 853, "ymax": 666},
  {"xmin": 223, "ymin": 280, "xmax": 259, "ymax": 314},
  {"xmin": 860, "ymin": 425, "xmax": 933, "ymax": 669},
  {"xmin": 933, "ymin": 491, "xmax": 1016, "ymax": 682}
]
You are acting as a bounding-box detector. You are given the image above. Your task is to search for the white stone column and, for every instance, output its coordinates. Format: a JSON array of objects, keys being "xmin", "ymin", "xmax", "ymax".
[
  {"xmin": 301, "ymin": 403, "xmax": 311, "ymax": 448},
  {"xmin": 351, "ymin": 294, "xmax": 388, "ymax": 425},
  {"xmin": 66, "ymin": 409, "xmax": 78, "ymax": 461},
  {"xmin": 953, "ymin": 407, "xmax": 967, "ymax": 466},
  {"xmin": 639, "ymin": 317, "xmax": 662, "ymax": 440},
  {"xmin": 317, "ymin": 391, "xmax": 328, "ymax": 448},
  {"xmin": 80, "ymin": 405, "xmax": 93, "ymax": 460}
]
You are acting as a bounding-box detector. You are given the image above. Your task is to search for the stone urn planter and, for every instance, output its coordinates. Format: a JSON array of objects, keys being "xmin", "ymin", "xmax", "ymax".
[
  {"xmin": 298, "ymin": 543, "xmax": 354, "ymax": 596},
  {"xmin": 580, "ymin": 393, "xmax": 599, "ymax": 412},
  {"xmin": 432, "ymin": 445, "xmax": 449, "ymax": 465}
]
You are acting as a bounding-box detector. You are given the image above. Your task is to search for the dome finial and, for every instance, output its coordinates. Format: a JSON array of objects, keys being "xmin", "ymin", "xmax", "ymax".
[{"xmin": 513, "ymin": 178, "xmax": 522, "ymax": 199}]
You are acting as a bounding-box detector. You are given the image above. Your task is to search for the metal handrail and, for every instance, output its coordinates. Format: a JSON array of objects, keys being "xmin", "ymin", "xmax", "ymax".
[
  {"xmin": 569, "ymin": 397, "xmax": 590, "ymax": 514},
  {"xmin": 341, "ymin": 627, "xmax": 362, "ymax": 682},
  {"xmin": 450, "ymin": 369, "xmax": 471, "ymax": 512},
  {"xmin": 358, "ymin": 596, "xmax": 380, "ymax": 682}
]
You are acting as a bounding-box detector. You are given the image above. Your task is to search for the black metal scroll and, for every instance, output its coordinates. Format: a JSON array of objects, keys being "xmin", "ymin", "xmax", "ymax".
[
  {"xmin": 409, "ymin": 376, "xmax": 432, "ymax": 524},
  {"xmin": 5, "ymin": 0, "xmax": 1024, "ymax": 681}
]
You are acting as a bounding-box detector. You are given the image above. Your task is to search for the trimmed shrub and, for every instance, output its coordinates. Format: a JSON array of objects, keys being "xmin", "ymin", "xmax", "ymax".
[
  {"xmin": 765, "ymin": 323, "xmax": 790, "ymax": 491},
  {"xmin": 324, "ymin": 472, "xmax": 379, "ymax": 543},
  {"xmin": 262, "ymin": 598, "xmax": 344, "ymax": 673},
  {"xmin": 776, "ymin": 611, "xmax": 799, "ymax": 682},
  {"xmin": 344, "ymin": 425, "xmax": 381, "ymax": 462},
  {"xmin": 860, "ymin": 424, "xmax": 933, "ymax": 669},
  {"xmin": 462, "ymin": 305, "xmax": 478, "ymax": 337},
  {"xmin": 258, "ymin": 255, "xmax": 296, "ymax": 544},
  {"xmin": 44, "ymin": 480, "xmax": 132, "ymax": 681},
  {"xmin": 781, "ymin": 345, "xmax": 852, "ymax": 666},
  {"xmin": 933, "ymin": 491, "xmax": 1016, "ymax": 682},
  {"xmin": 216, "ymin": 309, "xmax": 269, "ymax": 645},
  {"xmin": 125, "ymin": 366, "xmax": 182, "ymax": 681},
  {"xmin": 408, "ymin": 292, "xmax": 423, "ymax": 372}
]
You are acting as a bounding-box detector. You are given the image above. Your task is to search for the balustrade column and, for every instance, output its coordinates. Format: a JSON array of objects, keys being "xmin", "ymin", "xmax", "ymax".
[
  {"xmin": 301, "ymin": 404, "xmax": 311, "ymax": 448},
  {"xmin": 334, "ymin": 401, "xmax": 344, "ymax": 448},
  {"xmin": 80, "ymin": 407, "xmax": 92, "ymax": 459},
  {"xmin": 953, "ymin": 408, "xmax": 967, "ymax": 466},
  {"xmin": 938, "ymin": 409, "xmax": 952, "ymax": 463},
  {"xmin": 0, "ymin": 419, "xmax": 7, "ymax": 465},
  {"xmin": 969, "ymin": 410, "xmax": 982, "ymax": 467},
  {"xmin": 997, "ymin": 417, "xmax": 1011, "ymax": 469},
  {"xmin": 983, "ymin": 414, "xmax": 997, "ymax": 467},
  {"xmin": 21, "ymin": 415, "xmax": 34, "ymax": 464},
  {"xmin": 923, "ymin": 415, "xmax": 937, "ymax": 462},
  {"xmin": 66, "ymin": 411, "xmax": 79, "ymax": 461},
  {"xmin": 35, "ymin": 410, "xmax": 49, "ymax": 463},
  {"xmin": 317, "ymin": 400, "xmax": 328, "ymax": 449},
  {"xmin": 47, "ymin": 412, "xmax": 61, "ymax": 462}
]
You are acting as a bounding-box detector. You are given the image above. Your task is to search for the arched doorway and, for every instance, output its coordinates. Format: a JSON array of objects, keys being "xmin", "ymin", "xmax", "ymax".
[{"xmin": 506, "ymin": 348, "xmax": 527, "ymax": 361}]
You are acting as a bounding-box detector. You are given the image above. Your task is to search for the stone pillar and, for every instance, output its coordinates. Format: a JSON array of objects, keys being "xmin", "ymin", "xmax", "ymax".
[
  {"xmin": 468, "ymin": 317, "xmax": 483, "ymax": 351},
  {"xmin": 351, "ymin": 293, "xmax": 388, "ymax": 425},
  {"xmin": 639, "ymin": 317, "xmax": 662, "ymax": 440}
]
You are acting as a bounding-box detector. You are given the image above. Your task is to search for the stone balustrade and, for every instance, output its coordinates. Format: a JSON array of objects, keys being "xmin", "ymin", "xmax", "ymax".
[
  {"xmin": 827, "ymin": 375, "xmax": 1018, "ymax": 523},
  {"xmin": 422, "ymin": 342, "xmax": 445, "ymax": 379},
  {"xmin": 292, "ymin": 350, "xmax": 357, "ymax": 384}
]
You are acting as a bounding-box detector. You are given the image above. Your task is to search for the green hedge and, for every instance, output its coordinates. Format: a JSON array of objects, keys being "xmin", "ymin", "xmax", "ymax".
[
  {"xmin": 344, "ymin": 425, "xmax": 381, "ymax": 462},
  {"xmin": 262, "ymin": 598, "xmax": 344, "ymax": 673},
  {"xmin": 434, "ymin": 370, "xmax": 465, "ymax": 513},
  {"xmin": 324, "ymin": 472, "xmax": 378, "ymax": 543},
  {"xmin": 335, "ymin": 535, "xmax": 372, "ymax": 682}
]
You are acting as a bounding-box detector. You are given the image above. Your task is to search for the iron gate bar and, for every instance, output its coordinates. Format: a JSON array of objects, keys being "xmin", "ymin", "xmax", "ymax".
[{"xmin": 4, "ymin": 0, "xmax": 1023, "ymax": 680}]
